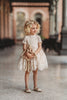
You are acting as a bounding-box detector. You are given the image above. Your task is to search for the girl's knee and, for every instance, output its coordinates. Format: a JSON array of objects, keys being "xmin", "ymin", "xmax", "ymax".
[
  {"xmin": 33, "ymin": 68, "xmax": 38, "ymax": 73},
  {"xmin": 25, "ymin": 71, "xmax": 30, "ymax": 74}
]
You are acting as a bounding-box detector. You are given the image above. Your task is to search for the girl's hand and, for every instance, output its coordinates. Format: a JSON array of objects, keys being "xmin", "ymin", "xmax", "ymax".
[{"xmin": 26, "ymin": 52, "xmax": 35, "ymax": 59}]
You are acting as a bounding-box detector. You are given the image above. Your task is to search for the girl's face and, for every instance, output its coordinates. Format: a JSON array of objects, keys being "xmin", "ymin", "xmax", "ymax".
[{"xmin": 30, "ymin": 24, "xmax": 38, "ymax": 35}]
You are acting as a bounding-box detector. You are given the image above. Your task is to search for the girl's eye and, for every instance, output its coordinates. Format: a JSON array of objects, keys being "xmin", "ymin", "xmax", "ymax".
[{"xmin": 32, "ymin": 28, "xmax": 37, "ymax": 29}]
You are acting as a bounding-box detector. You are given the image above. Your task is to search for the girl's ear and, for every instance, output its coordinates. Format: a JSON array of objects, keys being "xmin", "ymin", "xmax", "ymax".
[{"xmin": 27, "ymin": 27, "xmax": 30, "ymax": 33}]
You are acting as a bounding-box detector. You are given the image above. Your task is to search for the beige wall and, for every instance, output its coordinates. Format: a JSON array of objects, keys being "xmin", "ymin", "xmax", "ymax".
[{"xmin": 12, "ymin": 3, "xmax": 49, "ymax": 40}]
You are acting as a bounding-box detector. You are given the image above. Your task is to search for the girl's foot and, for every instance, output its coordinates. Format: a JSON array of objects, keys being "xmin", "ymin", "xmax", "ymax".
[
  {"xmin": 33, "ymin": 87, "xmax": 42, "ymax": 92},
  {"xmin": 24, "ymin": 89, "xmax": 31, "ymax": 93}
]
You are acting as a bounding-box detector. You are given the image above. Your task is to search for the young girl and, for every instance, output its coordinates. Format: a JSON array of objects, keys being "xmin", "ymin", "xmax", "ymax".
[{"xmin": 19, "ymin": 19, "xmax": 48, "ymax": 93}]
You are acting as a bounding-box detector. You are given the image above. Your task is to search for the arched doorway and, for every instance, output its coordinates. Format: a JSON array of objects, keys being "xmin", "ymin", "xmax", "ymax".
[
  {"xmin": 16, "ymin": 12, "xmax": 25, "ymax": 40},
  {"xmin": 34, "ymin": 13, "xmax": 42, "ymax": 35}
]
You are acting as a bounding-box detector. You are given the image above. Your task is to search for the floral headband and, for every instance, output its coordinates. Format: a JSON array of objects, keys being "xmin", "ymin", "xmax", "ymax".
[{"xmin": 25, "ymin": 20, "xmax": 36, "ymax": 25}]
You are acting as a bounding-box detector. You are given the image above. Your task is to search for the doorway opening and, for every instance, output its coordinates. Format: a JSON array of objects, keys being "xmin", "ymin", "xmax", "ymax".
[{"xmin": 34, "ymin": 13, "xmax": 42, "ymax": 35}]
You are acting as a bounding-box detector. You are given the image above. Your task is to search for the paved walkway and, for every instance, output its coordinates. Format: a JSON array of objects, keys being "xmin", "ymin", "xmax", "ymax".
[{"xmin": 0, "ymin": 45, "xmax": 67, "ymax": 100}]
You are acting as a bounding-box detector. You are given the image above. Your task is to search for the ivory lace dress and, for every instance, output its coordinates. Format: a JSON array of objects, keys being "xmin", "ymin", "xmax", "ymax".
[{"xmin": 19, "ymin": 34, "xmax": 48, "ymax": 72}]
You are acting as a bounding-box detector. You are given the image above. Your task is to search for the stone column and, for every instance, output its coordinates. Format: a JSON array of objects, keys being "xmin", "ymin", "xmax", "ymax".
[
  {"xmin": 13, "ymin": 7, "xmax": 16, "ymax": 43},
  {"xmin": 49, "ymin": 0, "xmax": 55, "ymax": 38},
  {"xmin": 55, "ymin": 0, "xmax": 59, "ymax": 35},
  {"xmin": 0, "ymin": 0, "xmax": 1, "ymax": 38},
  {"xmin": 63, "ymin": 0, "xmax": 67, "ymax": 27},
  {"xmin": 49, "ymin": 12, "xmax": 54, "ymax": 36},
  {"xmin": 61, "ymin": 0, "xmax": 67, "ymax": 55},
  {"xmin": 5, "ymin": 0, "xmax": 8, "ymax": 38},
  {"xmin": 1, "ymin": 0, "xmax": 4, "ymax": 39},
  {"xmin": 7, "ymin": 2, "xmax": 10, "ymax": 38},
  {"xmin": 9, "ymin": 13, "xmax": 13, "ymax": 38}
]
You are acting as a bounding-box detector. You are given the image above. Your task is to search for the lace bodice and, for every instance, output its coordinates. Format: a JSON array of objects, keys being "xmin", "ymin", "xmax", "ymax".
[{"xmin": 22, "ymin": 34, "xmax": 42, "ymax": 52}]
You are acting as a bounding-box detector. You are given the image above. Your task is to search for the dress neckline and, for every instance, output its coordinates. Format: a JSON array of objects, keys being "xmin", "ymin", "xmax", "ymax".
[{"xmin": 30, "ymin": 34, "xmax": 36, "ymax": 36}]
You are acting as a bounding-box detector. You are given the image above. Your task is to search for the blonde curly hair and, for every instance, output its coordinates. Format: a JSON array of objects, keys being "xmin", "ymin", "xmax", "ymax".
[{"xmin": 24, "ymin": 19, "xmax": 40, "ymax": 35}]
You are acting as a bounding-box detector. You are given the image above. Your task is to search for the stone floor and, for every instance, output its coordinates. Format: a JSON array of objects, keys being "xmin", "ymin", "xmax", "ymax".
[{"xmin": 0, "ymin": 45, "xmax": 67, "ymax": 100}]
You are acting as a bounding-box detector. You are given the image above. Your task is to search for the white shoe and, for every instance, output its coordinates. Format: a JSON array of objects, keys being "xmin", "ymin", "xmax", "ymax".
[
  {"xmin": 24, "ymin": 89, "xmax": 31, "ymax": 93},
  {"xmin": 33, "ymin": 87, "xmax": 42, "ymax": 92}
]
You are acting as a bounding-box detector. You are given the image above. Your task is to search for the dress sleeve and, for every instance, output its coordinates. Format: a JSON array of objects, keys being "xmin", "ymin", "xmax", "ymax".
[
  {"xmin": 22, "ymin": 36, "xmax": 27, "ymax": 44},
  {"xmin": 37, "ymin": 35, "xmax": 42, "ymax": 43}
]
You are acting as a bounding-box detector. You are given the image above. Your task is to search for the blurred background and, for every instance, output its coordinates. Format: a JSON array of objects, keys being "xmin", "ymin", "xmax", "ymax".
[
  {"xmin": 0, "ymin": 0, "xmax": 67, "ymax": 100},
  {"xmin": 0, "ymin": 0, "xmax": 64, "ymax": 55}
]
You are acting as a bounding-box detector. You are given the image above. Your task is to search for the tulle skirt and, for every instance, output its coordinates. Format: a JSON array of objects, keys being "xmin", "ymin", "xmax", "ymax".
[
  {"xmin": 36, "ymin": 49, "xmax": 48, "ymax": 70},
  {"xmin": 18, "ymin": 49, "xmax": 48, "ymax": 72}
]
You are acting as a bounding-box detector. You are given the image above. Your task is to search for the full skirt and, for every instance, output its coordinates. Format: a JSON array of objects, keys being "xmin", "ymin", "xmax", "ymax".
[{"xmin": 18, "ymin": 49, "xmax": 48, "ymax": 72}]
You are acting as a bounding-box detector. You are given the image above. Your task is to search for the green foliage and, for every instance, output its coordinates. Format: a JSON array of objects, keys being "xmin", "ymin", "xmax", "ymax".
[{"xmin": 40, "ymin": 34, "xmax": 45, "ymax": 40}]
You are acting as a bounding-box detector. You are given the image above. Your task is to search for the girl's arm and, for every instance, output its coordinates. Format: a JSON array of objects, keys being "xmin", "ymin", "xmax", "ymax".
[
  {"xmin": 23, "ymin": 44, "xmax": 27, "ymax": 51},
  {"xmin": 34, "ymin": 42, "xmax": 42, "ymax": 55}
]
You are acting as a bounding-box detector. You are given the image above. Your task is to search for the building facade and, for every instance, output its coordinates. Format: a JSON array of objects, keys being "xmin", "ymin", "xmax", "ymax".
[{"xmin": 0, "ymin": 0, "xmax": 66, "ymax": 54}]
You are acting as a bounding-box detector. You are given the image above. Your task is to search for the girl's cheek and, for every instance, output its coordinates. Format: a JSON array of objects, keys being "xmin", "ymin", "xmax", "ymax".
[
  {"xmin": 32, "ymin": 30, "xmax": 35, "ymax": 32},
  {"xmin": 32, "ymin": 29, "xmax": 34, "ymax": 32}
]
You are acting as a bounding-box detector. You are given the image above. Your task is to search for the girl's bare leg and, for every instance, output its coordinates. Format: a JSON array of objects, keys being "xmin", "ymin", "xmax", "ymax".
[
  {"xmin": 25, "ymin": 71, "xmax": 29, "ymax": 90},
  {"xmin": 33, "ymin": 68, "xmax": 38, "ymax": 88},
  {"xmin": 33, "ymin": 68, "xmax": 42, "ymax": 92}
]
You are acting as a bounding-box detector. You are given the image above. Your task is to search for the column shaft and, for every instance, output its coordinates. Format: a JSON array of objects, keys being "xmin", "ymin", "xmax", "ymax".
[
  {"xmin": 1, "ymin": 0, "xmax": 4, "ymax": 39},
  {"xmin": 5, "ymin": 3, "xmax": 8, "ymax": 38},
  {"xmin": 49, "ymin": 1, "xmax": 55, "ymax": 37},
  {"xmin": 61, "ymin": 0, "xmax": 67, "ymax": 54},
  {"xmin": 55, "ymin": 1, "xmax": 59, "ymax": 34},
  {"xmin": 63, "ymin": 0, "xmax": 67, "ymax": 27},
  {"xmin": 49, "ymin": 14, "xmax": 55, "ymax": 35},
  {"xmin": 0, "ymin": 0, "xmax": 1, "ymax": 38},
  {"xmin": 7, "ymin": 2, "xmax": 10, "ymax": 38}
]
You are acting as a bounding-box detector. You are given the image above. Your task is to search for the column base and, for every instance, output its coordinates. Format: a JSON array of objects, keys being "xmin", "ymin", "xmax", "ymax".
[{"xmin": 61, "ymin": 27, "xmax": 67, "ymax": 55}]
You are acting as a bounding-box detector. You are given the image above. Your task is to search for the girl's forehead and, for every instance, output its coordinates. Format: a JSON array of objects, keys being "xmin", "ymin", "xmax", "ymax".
[{"xmin": 31, "ymin": 24, "xmax": 37, "ymax": 27}]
